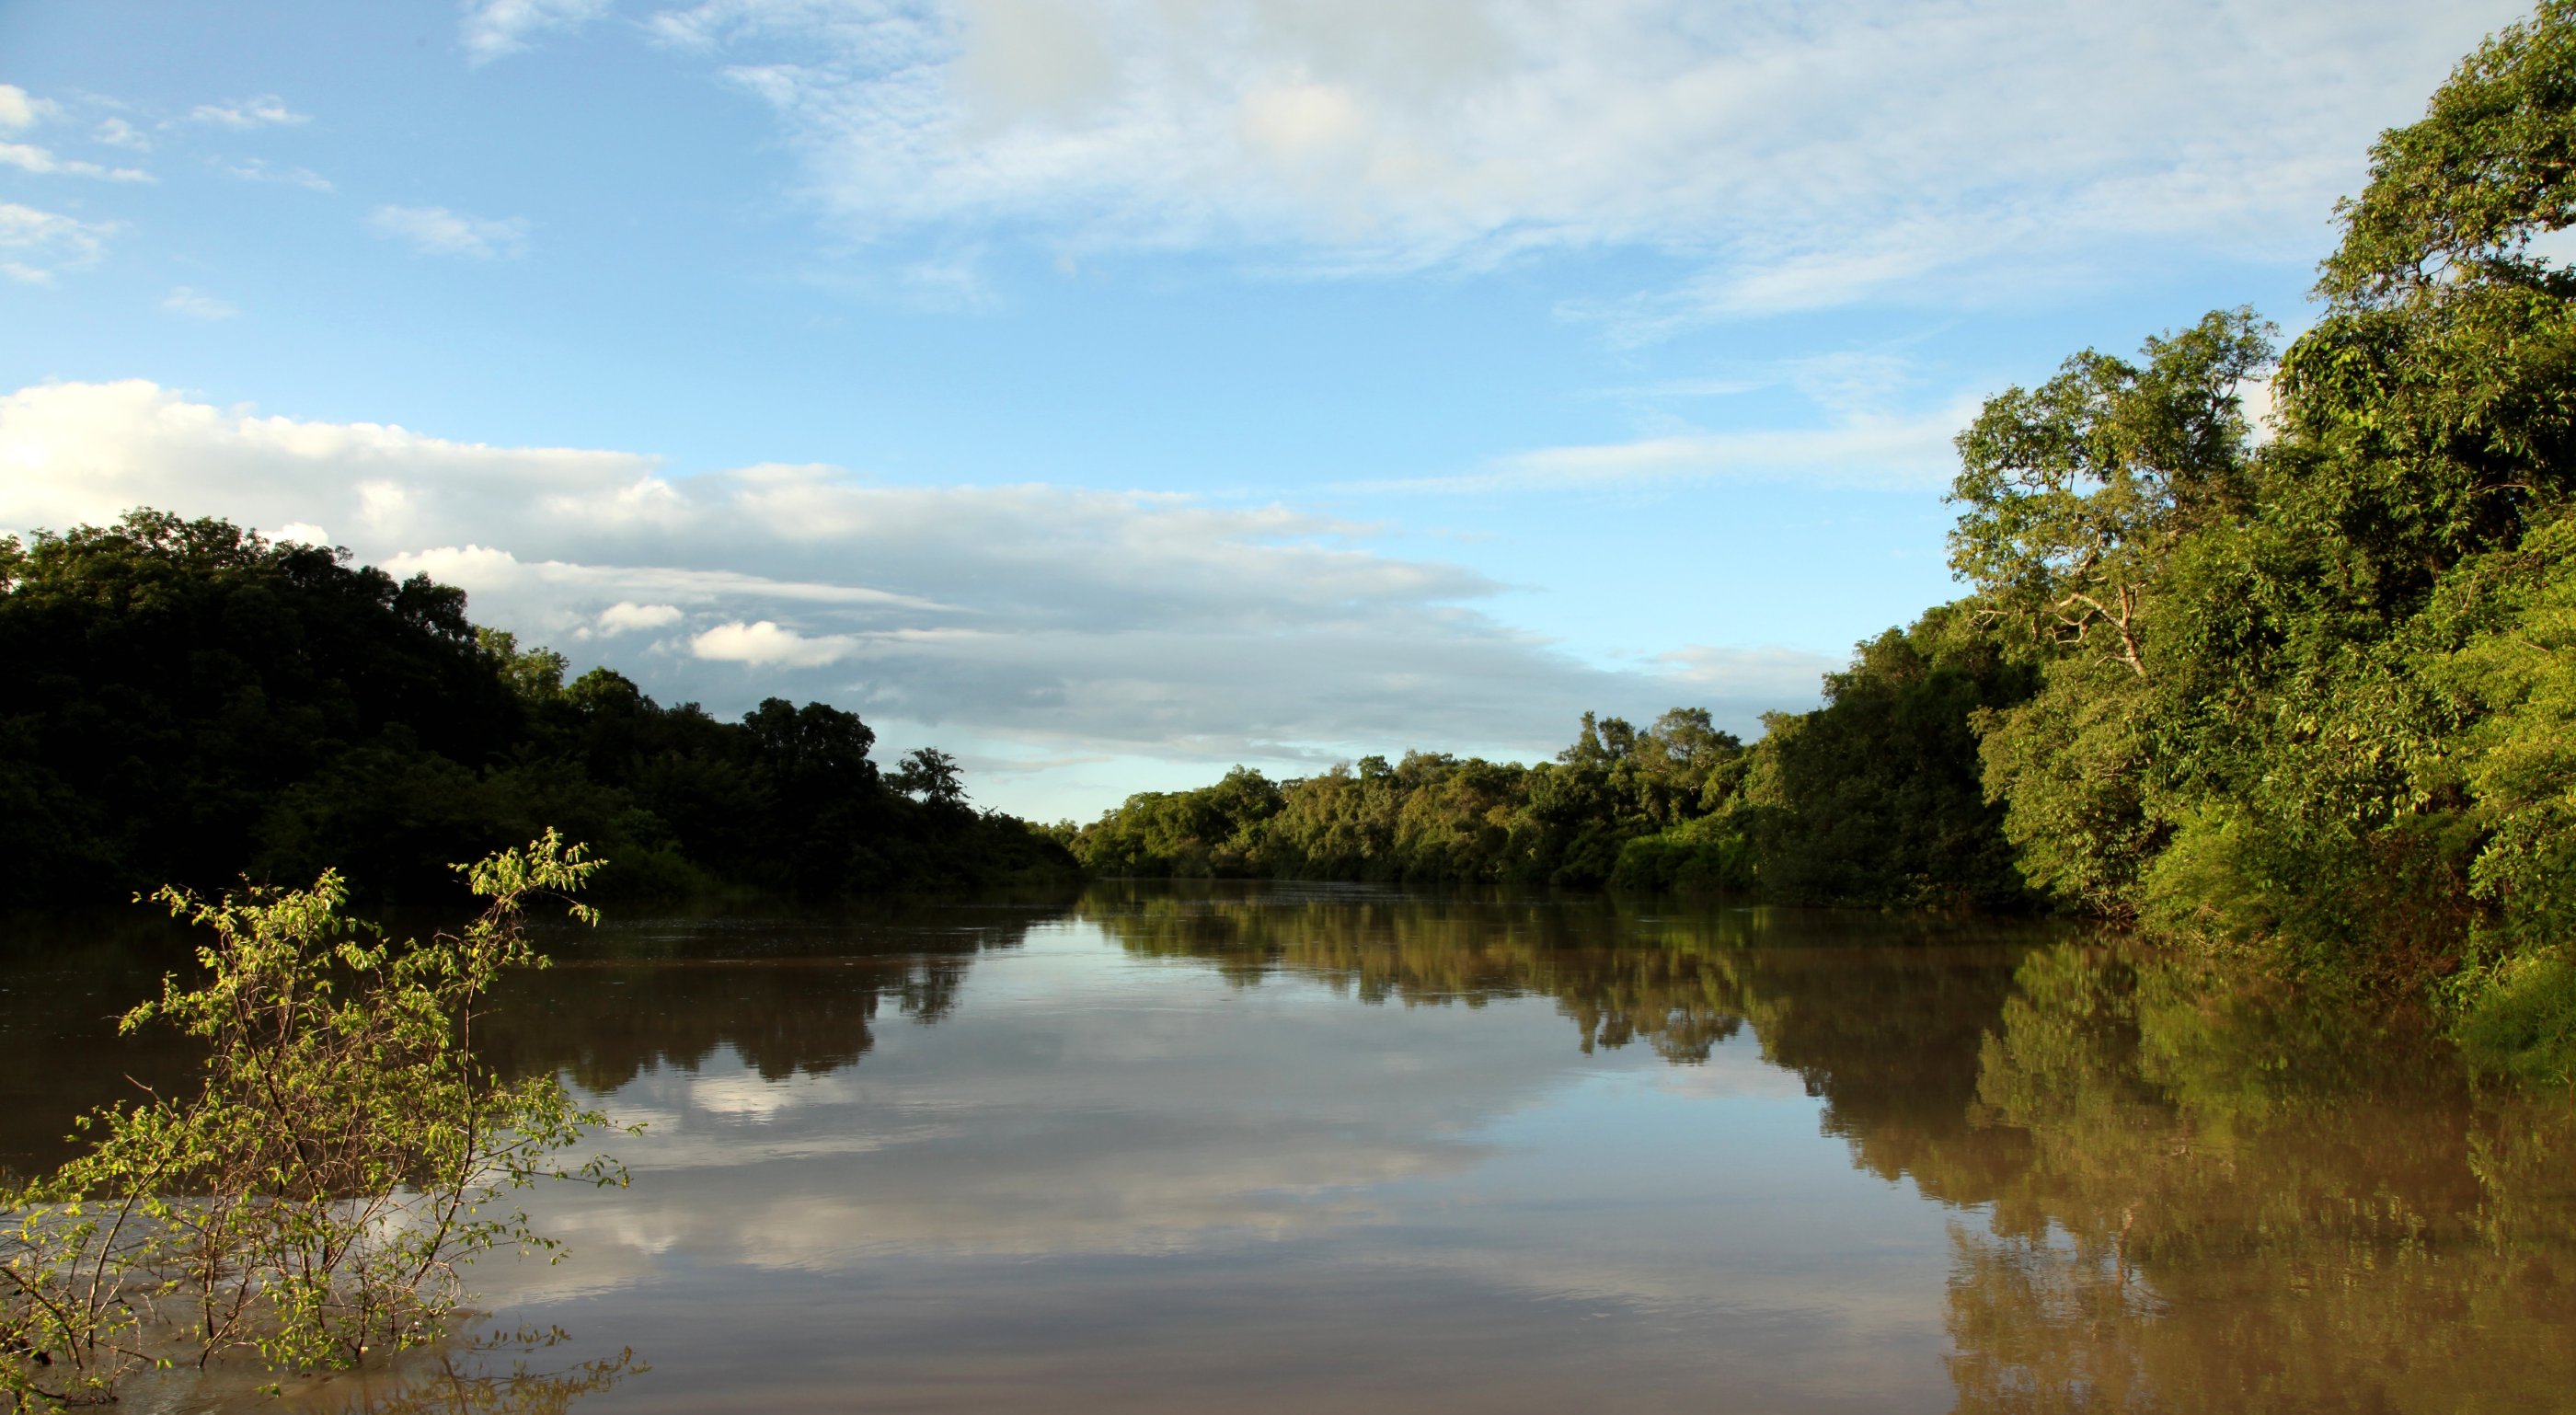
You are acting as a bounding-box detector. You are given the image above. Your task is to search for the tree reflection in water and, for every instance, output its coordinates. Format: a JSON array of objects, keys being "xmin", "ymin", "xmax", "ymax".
[
  {"xmin": 272, "ymin": 1329, "xmax": 639, "ymax": 1415},
  {"xmin": 474, "ymin": 902, "xmax": 1068, "ymax": 1088},
  {"xmin": 1937, "ymin": 946, "xmax": 2576, "ymax": 1413},
  {"xmin": 1080, "ymin": 887, "xmax": 2576, "ymax": 1411},
  {"xmin": 12, "ymin": 886, "xmax": 2576, "ymax": 1410}
]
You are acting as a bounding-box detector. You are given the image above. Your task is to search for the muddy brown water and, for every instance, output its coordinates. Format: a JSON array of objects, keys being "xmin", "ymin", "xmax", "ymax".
[{"xmin": 7, "ymin": 883, "xmax": 2572, "ymax": 1412}]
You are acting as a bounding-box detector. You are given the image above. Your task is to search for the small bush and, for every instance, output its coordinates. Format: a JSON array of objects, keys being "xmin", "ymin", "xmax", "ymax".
[{"xmin": 1, "ymin": 833, "xmax": 628, "ymax": 1408}]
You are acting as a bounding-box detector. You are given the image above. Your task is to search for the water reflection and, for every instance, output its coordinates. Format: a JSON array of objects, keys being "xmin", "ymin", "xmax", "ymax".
[
  {"xmin": 479, "ymin": 901, "xmax": 1066, "ymax": 1088},
  {"xmin": 7, "ymin": 886, "xmax": 2575, "ymax": 1411},
  {"xmin": 0, "ymin": 900, "xmax": 1069, "ymax": 1175},
  {"xmin": 0, "ymin": 909, "xmax": 203, "ymax": 1178},
  {"xmin": 1937, "ymin": 946, "xmax": 2576, "ymax": 1413},
  {"xmin": 1078, "ymin": 883, "xmax": 2049, "ymax": 1066},
  {"xmin": 133, "ymin": 1329, "xmax": 643, "ymax": 1415},
  {"xmin": 1080, "ymin": 887, "xmax": 2049, "ymax": 1211}
]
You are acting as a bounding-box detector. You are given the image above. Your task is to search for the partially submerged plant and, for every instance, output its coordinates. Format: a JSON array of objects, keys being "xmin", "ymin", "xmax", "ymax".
[{"xmin": 2, "ymin": 832, "xmax": 628, "ymax": 1409}]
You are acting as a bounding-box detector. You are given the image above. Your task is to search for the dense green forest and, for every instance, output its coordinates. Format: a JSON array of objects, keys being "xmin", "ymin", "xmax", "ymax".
[
  {"xmin": 1070, "ymin": 614, "xmax": 2032, "ymax": 913},
  {"xmin": 1075, "ymin": 6, "xmax": 2576, "ymax": 1052},
  {"xmin": 0, "ymin": 511, "xmax": 1075, "ymax": 905}
]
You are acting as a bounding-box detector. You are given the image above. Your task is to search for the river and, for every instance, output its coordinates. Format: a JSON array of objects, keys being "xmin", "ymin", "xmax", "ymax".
[{"xmin": 6, "ymin": 882, "xmax": 2571, "ymax": 1412}]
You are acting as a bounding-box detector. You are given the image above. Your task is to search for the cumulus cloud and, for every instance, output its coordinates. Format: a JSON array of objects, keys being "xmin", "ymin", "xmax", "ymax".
[
  {"xmin": 0, "ymin": 379, "xmax": 1835, "ymax": 808},
  {"xmin": 637, "ymin": 0, "xmax": 2518, "ymax": 318},
  {"xmin": 692, "ymin": 619, "xmax": 860, "ymax": 669},
  {"xmin": 462, "ymin": 0, "xmax": 615, "ymax": 63},
  {"xmin": 0, "ymin": 202, "xmax": 113, "ymax": 283},
  {"xmin": 161, "ymin": 286, "xmax": 237, "ymax": 319},
  {"xmin": 597, "ymin": 601, "xmax": 685, "ymax": 634},
  {"xmin": 187, "ymin": 94, "xmax": 307, "ymax": 128},
  {"xmin": 368, "ymin": 204, "xmax": 530, "ymax": 259},
  {"xmin": 0, "ymin": 85, "xmax": 59, "ymax": 132}
]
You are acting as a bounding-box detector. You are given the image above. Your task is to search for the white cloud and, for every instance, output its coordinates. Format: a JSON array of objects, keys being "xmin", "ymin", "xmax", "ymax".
[
  {"xmin": 0, "ymin": 379, "xmax": 1838, "ymax": 811},
  {"xmin": 0, "ymin": 141, "xmax": 152, "ymax": 182},
  {"xmin": 0, "ymin": 202, "xmax": 113, "ymax": 283},
  {"xmin": 161, "ymin": 286, "xmax": 237, "ymax": 320},
  {"xmin": 1355, "ymin": 400, "xmax": 1977, "ymax": 496},
  {"xmin": 0, "ymin": 379, "xmax": 659, "ymax": 535},
  {"xmin": 188, "ymin": 94, "xmax": 308, "ymax": 128},
  {"xmin": 462, "ymin": 0, "xmax": 615, "ymax": 63},
  {"xmin": 219, "ymin": 157, "xmax": 332, "ymax": 191},
  {"xmin": 692, "ymin": 619, "xmax": 861, "ymax": 668},
  {"xmin": 266, "ymin": 521, "xmax": 330, "ymax": 546},
  {"xmin": 640, "ymin": 0, "xmax": 2519, "ymax": 319},
  {"xmin": 0, "ymin": 85, "xmax": 58, "ymax": 132},
  {"xmin": 1657, "ymin": 645, "xmax": 1847, "ymax": 700},
  {"xmin": 93, "ymin": 118, "xmax": 148, "ymax": 151},
  {"xmin": 597, "ymin": 601, "xmax": 685, "ymax": 634},
  {"xmin": 381, "ymin": 542, "xmax": 949, "ymax": 613},
  {"xmin": 368, "ymin": 204, "xmax": 530, "ymax": 259}
]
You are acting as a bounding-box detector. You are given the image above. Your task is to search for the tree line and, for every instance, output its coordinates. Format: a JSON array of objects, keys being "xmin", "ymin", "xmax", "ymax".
[
  {"xmin": 1072, "ymin": 4, "xmax": 2576, "ymax": 1056},
  {"xmin": 1067, "ymin": 627, "xmax": 2030, "ymax": 914},
  {"xmin": 0, "ymin": 510, "xmax": 1075, "ymax": 906}
]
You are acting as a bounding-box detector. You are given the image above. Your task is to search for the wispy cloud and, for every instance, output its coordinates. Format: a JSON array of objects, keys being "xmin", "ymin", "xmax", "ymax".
[
  {"xmin": 1353, "ymin": 400, "xmax": 1976, "ymax": 497},
  {"xmin": 631, "ymin": 0, "xmax": 2514, "ymax": 322},
  {"xmin": 461, "ymin": 0, "xmax": 615, "ymax": 63},
  {"xmin": 0, "ymin": 202, "xmax": 114, "ymax": 283},
  {"xmin": 218, "ymin": 157, "xmax": 332, "ymax": 191},
  {"xmin": 187, "ymin": 94, "xmax": 307, "ymax": 129},
  {"xmin": 367, "ymin": 204, "xmax": 529, "ymax": 259},
  {"xmin": 161, "ymin": 286, "xmax": 238, "ymax": 319},
  {"xmin": 93, "ymin": 117, "xmax": 148, "ymax": 151},
  {"xmin": 0, "ymin": 141, "xmax": 152, "ymax": 181}
]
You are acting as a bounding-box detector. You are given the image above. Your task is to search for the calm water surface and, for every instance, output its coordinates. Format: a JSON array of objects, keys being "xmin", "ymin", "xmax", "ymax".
[{"xmin": 7, "ymin": 883, "xmax": 2573, "ymax": 1413}]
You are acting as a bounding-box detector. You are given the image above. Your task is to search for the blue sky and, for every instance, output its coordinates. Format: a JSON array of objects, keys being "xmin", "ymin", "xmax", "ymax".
[{"xmin": 0, "ymin": 0, "xmax": 2531, "ymax": 820}]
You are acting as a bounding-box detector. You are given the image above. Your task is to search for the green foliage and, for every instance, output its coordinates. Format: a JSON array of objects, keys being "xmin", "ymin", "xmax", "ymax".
[
  {"xmin": 1, "ymin": 834, "xmax": 627, "ymax": 1408},
  {"xmin": 1953, "ymin": 312, "xmax": 2276, "ymax": 919},
  {"xmin": 0, "ymin": 511, "xmax": 515, "ymax": 904},
  {"xmin": 1071, "ymin": 654, "xmax": 2032, "ymax": 909},
  {"xmin": 2320, "ymin": 0, "xmax": 2576, "ymax": 305},
  {"xmin": 1070, "ymin": 711, "xmax": 1759, "ymax": 890},
  {"xmin": 1746, "ymin": 609, "xmax": 2036, "ymax": 908},
  {"xmin": 1949, "ymin": 308, "xmax": 2273, "ymax": 679},
  {"xmin": 1924, "ymin": 3, "xmax": 2576, "ymax": 1005},
  {"xmin": 2452, "ymin": 951, "xmax": 2576, "ymax": 1087},
  {"xmin": 2425, "ymin": 511, "xmax": 2576, "ymax": 950},
  {"xmin": 1608, "ymin": 815, "xmax": 1754, "ymax": 896},
  {"xmin": 0, "ymin": 511, "xmax": 1076, "ymax": 907}
]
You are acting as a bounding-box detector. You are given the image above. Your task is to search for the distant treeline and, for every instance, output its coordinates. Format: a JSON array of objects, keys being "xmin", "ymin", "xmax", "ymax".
[
  {"xmin": 0, "ymin": 511, "xmax": 1075, "ymax": 905},
  {"xmin": 1071, "ymin": 610, "xmax": 2033, "ymax": 912},
  {"xmin": 1079, "ymin": 6, "xmax": 2576, "ymax": 1052}
]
